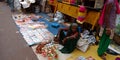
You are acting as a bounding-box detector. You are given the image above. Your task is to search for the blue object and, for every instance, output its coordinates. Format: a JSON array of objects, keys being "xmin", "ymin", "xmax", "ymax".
[
  {"xmin": 37, "ymin": 13, "xmax": 65, "ymax": 35},
  {"xmin": 51, "ymin": 23, "xmax": 60, "ymax": 28},
  {"xmin": 78, "ymin": 26, "xmax": 82, "ymax": 33}
]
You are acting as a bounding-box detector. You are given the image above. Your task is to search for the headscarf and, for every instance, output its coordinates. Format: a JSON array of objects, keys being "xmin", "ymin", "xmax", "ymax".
[{"xmin": 67, "ymin": 23, "xmax": 79, "ymax": 36}]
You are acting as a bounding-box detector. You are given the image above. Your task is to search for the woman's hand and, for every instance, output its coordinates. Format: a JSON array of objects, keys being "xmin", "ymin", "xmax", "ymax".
[
  {"xmin": 62, "ymin": 37, "xmax": 69, "ymax": 44},
  {"xmin": 106, "ymin": 28, "xmax": 111, "ymax": 35}
]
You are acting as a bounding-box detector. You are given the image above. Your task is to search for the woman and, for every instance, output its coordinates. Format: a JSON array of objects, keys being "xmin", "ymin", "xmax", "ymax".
[
  {"xmin": 98, "ymin": 0, "xmax": 119, "ymax": 59},
  {"xmin": 55, "ymin": 23, "xmax": 80, "ymax": 53}
]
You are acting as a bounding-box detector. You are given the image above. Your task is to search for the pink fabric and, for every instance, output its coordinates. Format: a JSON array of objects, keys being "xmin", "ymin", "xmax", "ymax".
[
  {"xmin": 50, "ymin": 0, "xmax": 54, "ymax": 3},
  {"xmin": 98, "ymin": 0, "xmax": 120, "ymax": 26},
  {"xmin": 98, "ymin": 3, "xmax": 107, "ymax": 26},
  {"xmin": 70, "ymin": 0, "xmax": 75, "ymax": 4},
  {"xmin": 77, "ymin": 16, "xmax": 85, "ymax": 22},
  {"xmin": 115, "ymin": 0, "xmax": 120, "ymax": 14}
]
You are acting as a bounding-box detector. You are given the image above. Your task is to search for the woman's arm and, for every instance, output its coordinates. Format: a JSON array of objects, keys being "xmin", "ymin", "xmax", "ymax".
[
  {"xmin": 59, "ymin": 27, "xmax": 69, "ymax": 31},
  {"xmin": 68, "ymin": 32, "xmax": 79, "ymax": 39},
  {"xmin": 62, "ymin": 32, "xmax": 79, "ymax": 44}
]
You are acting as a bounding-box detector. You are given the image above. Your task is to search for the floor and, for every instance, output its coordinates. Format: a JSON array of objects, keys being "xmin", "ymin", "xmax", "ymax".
[
  {"xmin": 0, "ymin": 2, "xmax": 38, "ymax": 60},
  {"xmin": 68, "ymin": 45, "xmax": 120, "ymax": 60}
]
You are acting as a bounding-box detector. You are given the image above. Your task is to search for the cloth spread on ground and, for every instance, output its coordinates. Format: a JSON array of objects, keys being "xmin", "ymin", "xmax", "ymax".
[
  {"xmin": 12, "ymin": 13, "xmax": 65, "ymax": 46},
  {"xmin": 12, "ymin": 14, "xmax": 54, "ymax": 46},
  {"xmin": 38, "ymin": 13, "xmax": 65, "ymax": 35},
  {"xmin": 12, "ymin": 13, "xmax": 71, "ymax": 60}
]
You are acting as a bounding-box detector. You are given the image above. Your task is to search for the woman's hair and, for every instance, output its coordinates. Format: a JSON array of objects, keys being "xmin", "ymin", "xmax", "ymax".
[
  {"xmin": 72, "ymin": 23, "xmax": 78, "ymax": 27},
  {"xmin": 68, "ymin": 23, "xmax": 79, "ymax": 33},
  {"xmin": 65, "ymin": 23, "xmax": 80, "ymax": 38}
]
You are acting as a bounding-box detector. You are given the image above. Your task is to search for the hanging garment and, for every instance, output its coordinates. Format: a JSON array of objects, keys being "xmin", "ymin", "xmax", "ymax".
[{"xmin": 97, "ymin": 29, "xmax": 111, "ymax": 56}]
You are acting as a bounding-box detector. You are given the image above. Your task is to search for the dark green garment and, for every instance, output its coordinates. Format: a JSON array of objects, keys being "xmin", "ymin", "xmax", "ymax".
[
  {"xmin": 60, "ymin": 38, "xmax": 78, "ymax": 53},
  {"xmin": 97, "ymin": 29, "xmax": 111, "ymax": 56},
  {"xmin": 58, "ymin": 30, "xmax": 79, "ymax": 53}
]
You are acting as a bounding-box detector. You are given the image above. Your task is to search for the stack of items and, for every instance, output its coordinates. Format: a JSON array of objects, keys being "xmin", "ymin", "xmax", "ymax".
[
  {"xmin": 41, "ymin": 43, "xmax": 58, "ymax": 60},
  {"xmin": 12, "ymin": 14, "xmax": 54, "ymax": 46},
  {"xmin": 20, "ymin": 28, "xmax": 54, "ymax": 46},
  {"xmin": 108, "ymin": 41, "xmax": 120, "ymax": 54},
  {"xmin": 77, "ymin": 30, "xmax": 96, "ymax": 52}
]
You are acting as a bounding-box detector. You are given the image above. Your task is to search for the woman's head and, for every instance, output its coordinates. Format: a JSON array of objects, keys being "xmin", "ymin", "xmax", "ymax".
[{"xmin": 70, "ymin": 23, "xmax": 78, "ymax": 32}]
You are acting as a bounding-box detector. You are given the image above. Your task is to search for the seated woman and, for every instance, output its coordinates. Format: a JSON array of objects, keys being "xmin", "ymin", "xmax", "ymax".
[{"xmin": 54, "ymin": 23, "xmax": 80, "ymax": 53}]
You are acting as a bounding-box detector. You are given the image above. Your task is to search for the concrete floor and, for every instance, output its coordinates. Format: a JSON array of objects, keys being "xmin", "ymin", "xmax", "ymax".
[{"xmin": 0, "ymin": 2, "xmax": 38, "ymax": 60}]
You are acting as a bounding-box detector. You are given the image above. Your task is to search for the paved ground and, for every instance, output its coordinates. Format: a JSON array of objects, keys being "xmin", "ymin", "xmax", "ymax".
[{"xmin": 0, "ymin": 2, "xmax": 38, "ymax": 60}]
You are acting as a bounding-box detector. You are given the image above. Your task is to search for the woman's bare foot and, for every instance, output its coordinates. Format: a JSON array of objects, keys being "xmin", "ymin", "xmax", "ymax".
[{"xmin": 100, "ymin": 53, "xmax": 107, "ymax": 60}]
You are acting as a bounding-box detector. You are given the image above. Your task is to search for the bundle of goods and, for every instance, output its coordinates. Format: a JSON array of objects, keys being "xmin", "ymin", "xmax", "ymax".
[
  {"xmin": 108, "ymin": 41, "xmax": 120, "ymax": 54},
  {"xmin": 36, "ymin": 43, "xmax": 58, "ymax": 60},
  {"xmin": 54, "ymin": 11, "xmax": 64, "ymax": 24},
  {"xmin": 80, "ymin": 30, "xmax": 96, "ymax": 44},
  {"xmin": 77, "ymin": 30, "xmax": 96, "ymax": 52}
]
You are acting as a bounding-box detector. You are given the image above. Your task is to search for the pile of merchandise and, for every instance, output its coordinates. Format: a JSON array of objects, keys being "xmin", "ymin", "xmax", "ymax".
[
  {"xmin": 77, "ymin": 30, "xmax": 96, "ymax": 52},
  {"xmin": 12, "ymin": 14, "xmax": 54, "ymax": 46},
  {"xmin": 41, "ymin": 43, "xmax": 58, "ymax": 60},
  {"xmin": 108, "ymin": 41, "xmax": 120, "ymax": 54}
]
